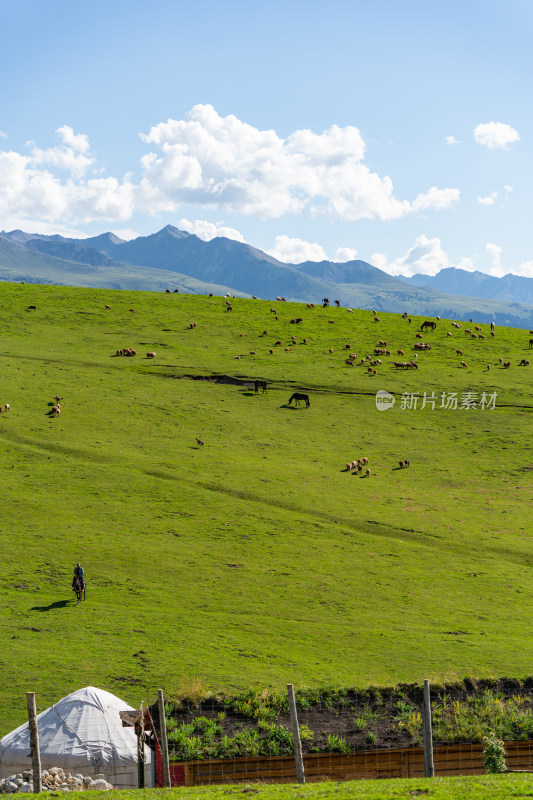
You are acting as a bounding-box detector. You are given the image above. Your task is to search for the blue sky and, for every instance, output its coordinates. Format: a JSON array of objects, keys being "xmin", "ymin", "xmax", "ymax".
[{"xmin": 1, "ymin": 0, "xmax": 532, "ymax": 277}]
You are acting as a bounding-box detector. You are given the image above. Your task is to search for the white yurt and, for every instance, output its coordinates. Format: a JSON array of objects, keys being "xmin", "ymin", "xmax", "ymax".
[{"xmin": 0, "ymin": 687, "xmax": 151, "ymax": 788}]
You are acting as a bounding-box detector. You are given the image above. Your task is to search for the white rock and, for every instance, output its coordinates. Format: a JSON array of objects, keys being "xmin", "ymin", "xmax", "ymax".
[
  {"xmin": 89, "ymin": 779, "xmax": 111, "ymax": 790},
  {"xmin": 19, "ymin": 784, "xmax": 34, "ymax": 793},
  {"xmin": 5, "ymin": 782, "xmax": 18, "ymax": 794}
]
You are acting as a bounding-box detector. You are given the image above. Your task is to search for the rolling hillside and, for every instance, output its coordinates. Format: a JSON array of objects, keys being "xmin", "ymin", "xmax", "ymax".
[{"xmin": 0, "ymin": 282, "xmax": 531, "ymax": 736}]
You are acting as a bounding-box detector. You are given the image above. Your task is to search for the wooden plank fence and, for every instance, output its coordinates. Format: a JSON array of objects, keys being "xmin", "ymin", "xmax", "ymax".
[{"xmin": 155, "ymin": 740, "xmax": 533, "ymax": 786}]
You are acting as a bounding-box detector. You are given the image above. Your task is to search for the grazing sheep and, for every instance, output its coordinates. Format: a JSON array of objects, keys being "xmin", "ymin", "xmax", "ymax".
[
  {"xmin": 365, "ymin": 468, "xmax": 371, "ymax": 477},
  {"xmin": 399, "ymin": 461, "xmax": 404, "ymax": 469},
  {"xmin": 146, "ymin": 352, "xmax": 156, "ymax": 358},
  {"xmin": 196, "ymin": 438, "xmax": 204, "ymax": 448},
  {"xmin": 250, "ymin": 351, "xmax": 256, "ymax": 355},
  {"xmin": 253, "ymin": 295, "xmax": 258, "ymax": 299},
  {"xmin": 504, "ymin": 361, "xmax": 511, "ymax": 368},
  {"xmin": 475, "ymin": 325, "xmax": 481, "ymax": 331},
  {"xmin": 405, "ymin": 458, "xmax": 410, "ymax": 467},
  {"xmin": 499, "ymin": 357, "xmax": 503, "ymax": 363},
  {"xmin": 274, "ymin": 340, "xmax": 282, "ymax": 346},
  {"xmin": 270, "ymin": 308, "xmax": 277, "ymax": 314},
  {"xmin": 464, "ymin": 329, "xmax": 471, "ymax": 335},
  {"xmin": 491, "ymin": 331, "xmax": 495, "ymax": 337},
  {"xmin": 329, "ymin": 348, "xmax": 334, "ymax": 354},
  {"xmin": 269, "ymin": 349, "xmax": 274, "ymax": 354},
  {"xmin": 173, "ymin": 289, "xmax": 179, "ymax": 293},
  {"xmin": 55, "ymin": 395, "xmax": 62, "ymax": 402},
  {"xmin": 165, "ymin": 289, "xmax": 171, "ymax": 293},
  {"xmin": 397, "ymin": 349, "xmax": 404, "ymax": 356},
  {"xmin": 374, "ymin": 317, "xmax": 381, "ymax": 322},
  {"xmin": 285, "ymin": 347, "xmax": 292, "ymax": 351},
  {"xmin": 234, "ymin": 355, "xmax": 242, "ymax": 359},
  {"xmin": 129, "ymin": 308, "xmax": 135, "ymax": 312},
  {"xmin": 105, "ymin": 304, "xmax": 111, "ymax": 309},
  {"xmin": 415, "ymin": 333, "xmax": 423, "ymax": 339},
  {"xmin": 209, "ymin": 293, "xmax": 213, "ymax": 297},
  {"xmin": 456, "ymin": 350, "xmax": 463, "ymax": 356},
  {"xmin": 519, "ymin": 359, "xmax": 530, "ymax": 366},
  {"xmin": 460, "ymin": 361, "xmax": 468, "ymax": 368},
  {"xmin": 189, "ymin": 322, "xmax": 197, "ymax": 328},
  {"xmin": 261, "ymin": 330, "xmax": 268, "ymax": 336},
  {"xmin": 471, "ymin": 333, "xmax": 478, "ymax": 339},
  {"xmin": 52, "ymin": 405, "xmax": 61, "ymax": 416},
  {"xmin": 4, "ymin": 404, "xmax": 9, "ymax": 411},
  {"xmin": 479, "ymin": 334, "xmax": 485, "ymax": 340},
  {"xmin": 487, "ymin": 365, "xmax": 490, "ymax": 370},
  {"xmin": 303, "ymin": 338, "xmax": 308, "ymax": 344},
  {"xmin": 239, "ymin": 333, "xmax": 245, "ymax": 337}
]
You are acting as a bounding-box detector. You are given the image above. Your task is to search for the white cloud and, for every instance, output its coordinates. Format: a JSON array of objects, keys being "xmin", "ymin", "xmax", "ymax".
[
  {"xmin": 371, "ymin": 234, "xmax": 473, "ymax": 277},
  {"xmin": 138, "ymin": 104, "xmax": 458, "ymax": 222},
  {"xmin": 485, "ymin": 242, "xmax": 505, "ymax": 276},
  {"xmin": 335, "ymin": 246, "xmax": 358, "ymax": 262},
  {"xmin": 56, "ymin": 125, "xmax": 90, "ymax": 153},
  {"xmin": 177, "ymin": 217, "xmax": 247, "ymax": 243},
  {"xmin": 477, "ymin": 191, "xmax": 498, "ymax": 206},
  {"xmin": 445, "ymin": 136, "xmax": 460, "ymax": 145},
  {"xmin": 473, "ymin": 122, "xmax": 520, "ymax": 150},
  {"xmin": 0, "ymin": 106, "xmax": 460, "ymax": 229},
  {"xmin": 267, "ymin": 235, "xmax": 327, "ymax": 263},
  {"xmin": 0, "ymin": 131, "xmax": 7, "ymax": 140},
  {"xmin": 504, "ymin": 184, "xmax": 513, "ymax": 193},
  {"xmin": 517, "ymin": 261, "xmax": 533, "ymax": 278},
  {"xmin": 412, "ymin": 186, "xmax": 459, "ymax": 212}
]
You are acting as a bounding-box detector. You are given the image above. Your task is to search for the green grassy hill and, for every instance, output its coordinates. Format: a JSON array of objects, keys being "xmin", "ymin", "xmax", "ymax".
[{"xmin": 0, "ymin": 283, "xmax": 531, "ymax": 735}]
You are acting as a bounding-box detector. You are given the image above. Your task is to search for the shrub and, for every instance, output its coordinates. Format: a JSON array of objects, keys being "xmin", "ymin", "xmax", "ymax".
[{"xmin": 483, "ymin": 733, "xmax": 507, "ymax": 773}]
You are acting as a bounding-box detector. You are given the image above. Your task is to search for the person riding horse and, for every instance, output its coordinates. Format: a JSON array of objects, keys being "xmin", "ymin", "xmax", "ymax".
[{"xmin": 73, "ymin": 562, "xmax": 86, "ymax": 591}]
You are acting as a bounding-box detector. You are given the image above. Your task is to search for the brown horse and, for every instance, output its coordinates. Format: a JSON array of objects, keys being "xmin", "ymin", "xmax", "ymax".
[{"xmin": 72, "ymin": 575, "xmax": 86, "ymax": 604}]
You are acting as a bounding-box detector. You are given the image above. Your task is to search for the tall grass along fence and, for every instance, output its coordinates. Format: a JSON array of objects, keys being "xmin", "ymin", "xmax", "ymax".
[{"xmin": 147, "ymin": 678, "xmax": 533, "ymax": 787}]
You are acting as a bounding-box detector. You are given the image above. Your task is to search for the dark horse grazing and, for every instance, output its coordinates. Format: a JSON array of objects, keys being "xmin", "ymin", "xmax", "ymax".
[
  {"xmin": 288, "ymin": 392, "xmax": 310, "ymax": 407},
  {"xmin": 420, "ymin": 320, "xmax": 437, "ymax": 332},
  {"xmin": 529, "ymin": 339, "xmax": 533, "ymax": 349},
  {"xmin": 72, "ymin": 575, "xmax": 86, "ymax": 604},
  {"xmin": 254, "ymin": 380, "xmax": 268, "ymax": 393}
]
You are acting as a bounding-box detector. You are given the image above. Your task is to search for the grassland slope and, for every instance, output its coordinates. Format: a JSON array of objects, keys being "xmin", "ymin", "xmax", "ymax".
[{"xmin": 0, "ymin": 283, "xmax": 531, "ymax": 735}]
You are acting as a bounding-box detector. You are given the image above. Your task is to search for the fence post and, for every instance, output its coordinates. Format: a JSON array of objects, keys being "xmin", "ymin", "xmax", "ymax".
[
  {"xmin": 157, "ymin": 689, "xmax": 171, "ymax": 788},
  {"xmin": 26, "ymin": 692, "xmax": 42, "ymax": 793},
  {"xmin": 137, "ymin": 701, "xmax": 145, "ymax": 789},
  {"xmin": 287, "ymin": 684, "xmax": 305, "ymax": 784},
  {"xmin": 423, "ymin": 679, "xmax": 434, "ymax": 778}
]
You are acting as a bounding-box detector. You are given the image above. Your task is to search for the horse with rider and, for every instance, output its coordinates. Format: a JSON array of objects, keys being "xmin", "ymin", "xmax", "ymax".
[{"xmin": 72, "ymin": 562, "xmax": 86, "ymax": 603}]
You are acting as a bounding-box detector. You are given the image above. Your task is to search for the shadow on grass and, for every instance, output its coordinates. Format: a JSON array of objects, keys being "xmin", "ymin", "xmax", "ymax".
[
  {"xmin": 30, "ymin": 599, "xmax": 71, "ymax": 612},
  {"xmin": 280, "ymin": 404, "xmax": 308, "ymax": 410}
]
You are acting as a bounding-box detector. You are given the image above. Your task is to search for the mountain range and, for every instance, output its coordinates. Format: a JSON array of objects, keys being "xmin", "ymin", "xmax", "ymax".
[{"xmin": 2, "ymin": 225, "xmax": 533, "ymax": 328}]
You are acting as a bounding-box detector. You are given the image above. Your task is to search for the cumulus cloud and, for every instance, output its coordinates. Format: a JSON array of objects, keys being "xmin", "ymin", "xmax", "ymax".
[
  {"xmin": 267, "ymin": 235, "xmax": 327, "ymax": 263},
  {"xmin": 177, "ymin": 217, "xmax": 247, "ymax": 242},
  {"xmin": 445, "ymin": 135, "xmax": 460, "ymax": 145},
  {"xmin": 473, "ymin": 122, "xmax": 520, "ymax": 150},
  {"xmin": 0, "ymin": 106, "xmax": 460, "ymax": 229},
  {"xmin": 138, "ymin": 105, "xmax": 458, "ymax": 222},
  {"xmin": 335, "ymin": 246, "xmax": 358, "ymax": 262},
  {"xmin": 477, "ymin": 191, "xmax": 499, "ymax": 206},
  {"xmin": 371, "ymin": 235, "xmax": 473, "ymax": 277},
  {"xmin": 485, "ymin": 242, "xmax": 504, "ymax": 276}
]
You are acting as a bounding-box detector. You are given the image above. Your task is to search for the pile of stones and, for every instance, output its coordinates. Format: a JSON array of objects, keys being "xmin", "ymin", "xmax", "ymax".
[{"xmin": 0, "ymin": 767, "xmax": 114, "ymax": 792}]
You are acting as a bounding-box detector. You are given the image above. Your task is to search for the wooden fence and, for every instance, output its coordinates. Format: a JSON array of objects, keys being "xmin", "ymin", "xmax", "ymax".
[{"xmin": 155, "ymin": 739, "xmax": 533, "ymax": 786}]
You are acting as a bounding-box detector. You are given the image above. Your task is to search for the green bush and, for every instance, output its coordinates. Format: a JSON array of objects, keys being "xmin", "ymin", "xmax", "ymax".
[{"xmin": 483, "ymin": 733, "xmax": 507, "ymax": 773}]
